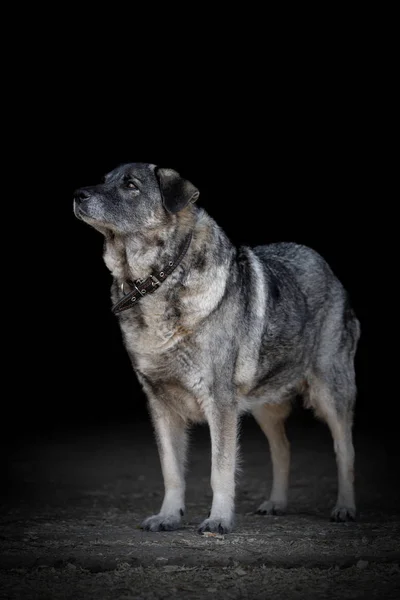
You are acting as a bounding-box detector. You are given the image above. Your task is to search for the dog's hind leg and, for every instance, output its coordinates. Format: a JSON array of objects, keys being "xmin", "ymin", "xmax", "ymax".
[
  {"xmin": 252, "ymin": 400, "xmax": 292, "ymax": 515},
  {"xmin": 306, "ymin": 373, "xmax": 356, "ymax": 522}
]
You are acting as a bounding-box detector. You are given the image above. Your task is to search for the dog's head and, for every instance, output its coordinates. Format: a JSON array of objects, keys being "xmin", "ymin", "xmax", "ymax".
[{"xmin": 73, "ymin": 163, "xmax": 200, "ymax": 234}]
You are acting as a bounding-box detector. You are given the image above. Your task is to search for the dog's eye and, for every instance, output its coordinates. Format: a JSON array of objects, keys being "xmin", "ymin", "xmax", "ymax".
[{"xmin": 127, "ymin": 181, "xmax": 138, "ymax": 189}]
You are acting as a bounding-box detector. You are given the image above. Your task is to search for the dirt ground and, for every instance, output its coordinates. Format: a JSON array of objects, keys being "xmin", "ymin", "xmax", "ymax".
[{"xmin": 1, "ymin": 414, "xmax": 400, "ymax": 599}]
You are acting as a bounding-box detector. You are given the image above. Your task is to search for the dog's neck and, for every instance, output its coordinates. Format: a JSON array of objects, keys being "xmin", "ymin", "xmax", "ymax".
[{"xmin": 103, "ymin": 209, "xmax": 196, "ymax": 285}]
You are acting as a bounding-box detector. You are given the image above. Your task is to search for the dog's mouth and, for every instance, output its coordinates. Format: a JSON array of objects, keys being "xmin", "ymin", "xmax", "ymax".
[
  {"xmin": 73, "ymin": 202, "xmax": 113, "ymax": 235},
  {"xmin": 73, "ymin": 202, "xmax": 91, "ymax": 221}
]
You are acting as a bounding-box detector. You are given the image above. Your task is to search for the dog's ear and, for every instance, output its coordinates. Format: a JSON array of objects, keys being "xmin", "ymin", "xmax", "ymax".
[{"xmin": 155, "ymin": 167, "xmax": 200, "ymax": 214}]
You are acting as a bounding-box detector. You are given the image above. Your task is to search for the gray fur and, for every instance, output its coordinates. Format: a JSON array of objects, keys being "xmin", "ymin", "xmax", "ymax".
[{"xmin": 73, "ymin": 162, "xmax": 360, "ymax": 533}]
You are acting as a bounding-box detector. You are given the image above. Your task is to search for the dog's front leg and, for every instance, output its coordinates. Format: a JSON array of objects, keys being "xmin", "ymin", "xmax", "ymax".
[
  {"xmin": 198, "ymin": 405, "xmax": 238, "ymax": 534},
  {"xmin": 141, "ymin": 396, "xmax": 188, "ymax": 532}
]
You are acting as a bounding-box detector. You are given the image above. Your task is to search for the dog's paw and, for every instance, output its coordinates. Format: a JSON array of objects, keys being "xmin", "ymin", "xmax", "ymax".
[
  {"xmin": 255, "ymin": 500, "xmax": 286, "ymax": 516},
  {"xmin": 141, "ymin": 514, "xmax": 182, "ymax": 532},
  {"xmin": 198, "ymin": 517, "xmax": 233, "ymax": 535},
  {"xmin": 330, "ymin": 506, "xmax": 356, "ymax": 522}
]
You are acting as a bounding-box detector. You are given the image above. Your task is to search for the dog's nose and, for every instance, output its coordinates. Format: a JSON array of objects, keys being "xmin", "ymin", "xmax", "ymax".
[{"xmin": 74, "ymin": 189, "xmax": 91, "ymax": 203}]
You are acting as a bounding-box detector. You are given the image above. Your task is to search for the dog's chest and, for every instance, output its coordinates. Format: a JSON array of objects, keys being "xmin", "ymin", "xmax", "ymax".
[
  {"xmin": 117, "ymin": 295, "xmax": 192, "ymax": 356},
  {"xmin": 121, "ymin": 313, "xmax": 208, "ymax": 423}
]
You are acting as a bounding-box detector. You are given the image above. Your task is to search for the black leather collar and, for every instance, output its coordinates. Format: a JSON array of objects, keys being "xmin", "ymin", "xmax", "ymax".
[{"xmin": 112, "ymin": 232, "xmax": 192, "ymax": 315}]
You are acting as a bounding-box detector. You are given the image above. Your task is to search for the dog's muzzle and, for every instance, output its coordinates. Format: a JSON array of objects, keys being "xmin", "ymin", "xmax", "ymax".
[
  {"xmin": 73, "ymin": 189, "xmax": 91, "ymax": 218},
  {"xmin": 74, "ymin": 189, "xmax": 91, "ymax": 202},
  {"xmin": 73, "ymin": 189, "xmax": 91, "ymax": 206}
]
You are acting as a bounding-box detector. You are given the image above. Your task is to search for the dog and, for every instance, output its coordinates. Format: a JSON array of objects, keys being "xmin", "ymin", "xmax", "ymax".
[{"xmin": 73, "ymin": 162, "xmax": 360, "ymax": 534}]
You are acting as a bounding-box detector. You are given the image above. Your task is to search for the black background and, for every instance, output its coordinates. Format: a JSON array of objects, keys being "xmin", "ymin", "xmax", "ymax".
[
  {"xmin": 29, "ymin": 115, "xmax": 375, "ymax": 431},
  {"xmin": 11, "ymin": 49, "xmax": 391, "ymax": 442},
  {"xmin": 1, "ymin": 22, "xmax": 398, "ymax": 599}
]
